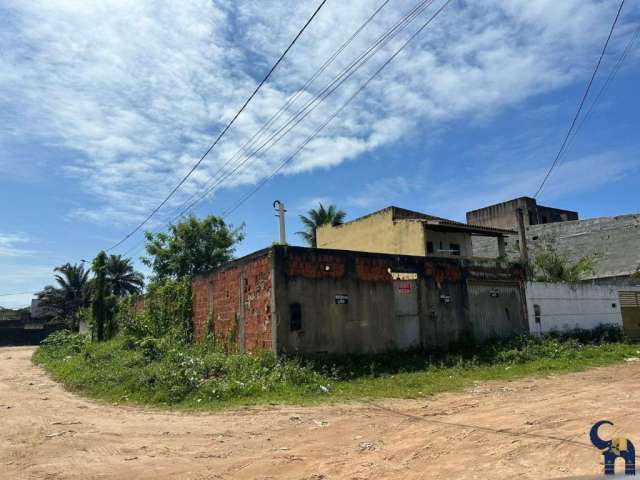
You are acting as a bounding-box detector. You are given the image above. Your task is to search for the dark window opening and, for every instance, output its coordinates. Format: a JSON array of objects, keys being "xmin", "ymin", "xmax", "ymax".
[
  {"xmin": 534, "ymin": 304, "xmax": 541, "ymax": 324},
  {"xmin": 528, "ymin": 211, "xmax": 535, "ymax": 225},
  {"xmin": 290, "ymin": 302, "xmax": 302, "ymax": 331},
  {"xmin": 504, "ymin": 307, "xmax": 511, "ymax": 323},
  {"xmin": 450, "ymin": 243, "xmax": 461, "ymax": 256},
  {"xmin": 427, "ymin": 241, "xmax": 434, "ymax": 254},
  {"xmin": 612, "ymin": 303, "xmax": 617, "ymax": 308}
]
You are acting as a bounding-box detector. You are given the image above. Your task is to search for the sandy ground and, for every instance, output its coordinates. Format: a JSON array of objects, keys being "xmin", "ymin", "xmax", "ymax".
[{"xmin": 1, "ymin": 346, "xmax": 639, "ymax": 479}]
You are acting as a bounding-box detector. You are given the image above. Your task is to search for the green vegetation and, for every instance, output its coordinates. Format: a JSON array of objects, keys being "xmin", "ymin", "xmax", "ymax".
[
  {"xmin": 37, "ymin": 262, "xmax": 92, "ymax": 324},
  {"xmin": 116, "ymin": 276, "xmax": 193, "ymax": 343},
  {"xmin": 105, "ymin": 254, "xmax": 144, "ymax": 296},
  {"xmin": 296, "ymin": 203, "xmax": 346, "ymax": 248},
  {"xmin": 34, "ymin": 325, "xmax": 638, "ymax": 410},
  {"xmin": 532, "ymin": 242, "xmax": 596, "ymax": 283},
  {"xmin": 36, "ymin": 254, "xmax": 144, "ymax": 329},
  {"xmin": 142, "ymin": 214, "xmax": 244, "ymax": 281}
]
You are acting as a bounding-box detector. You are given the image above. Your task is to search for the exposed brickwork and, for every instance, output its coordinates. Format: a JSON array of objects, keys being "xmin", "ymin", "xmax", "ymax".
[
  {"xmin": 192, "ymin": 253, "xmax": 273, "ymax": 352},
  {"xmin": 210, "ymin": 267, "xmax": 241, "ymax": 345},
  {"xmin": 355, "ymin": 257, "xmax": 392, "ymax": 282},
  {"xmin": 286, "ymin": 253, "xmax": 345, "ymax": 279},
  {"xmin": 424, "ymin": 261, "xmax": 462, "ymax": 284},
  {"xmin": 242, "ymin": 256, "xmax": 273, "ymax": 351},
  {"xmin": 192, "ymin": 276, "xmax": 210, "ymax": 342}
]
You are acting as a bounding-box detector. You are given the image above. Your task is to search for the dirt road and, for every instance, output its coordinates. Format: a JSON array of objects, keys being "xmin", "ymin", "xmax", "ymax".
[{"xmin": 1, "ymin": 346, "xmax": 639, "ymax": 479}]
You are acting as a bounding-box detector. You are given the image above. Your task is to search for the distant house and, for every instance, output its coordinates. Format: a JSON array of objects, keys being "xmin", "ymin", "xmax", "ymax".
[
  {"xmin": 466, "ymin": 196, "xmax": 578, "ymax": 230},
  {"xmin": 467, "ymin": 198, "xmax": 640, "ymax": 287},
  {"xmin": 316, "ymin": 206, "xmax": 514, "ymax": 259}
]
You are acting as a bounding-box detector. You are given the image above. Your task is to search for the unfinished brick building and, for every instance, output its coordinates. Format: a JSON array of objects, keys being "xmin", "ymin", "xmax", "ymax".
[{"xmin": 192, "ymin": 245, "xmax": 528, "ymax": 354}]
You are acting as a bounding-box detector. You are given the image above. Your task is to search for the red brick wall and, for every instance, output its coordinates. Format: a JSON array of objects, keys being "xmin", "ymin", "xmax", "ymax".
[
  {"xmin": 287, "ymin": 252, "xmax": 345, "ymax": 279},
  {"xmin": 242, "ymin": 256, "xmax": 273, "ymax": 351},
  {"xmin": 424, "ymin": 261, "xmax": 463, "ymax": 285},
  {"xmin": 192, "ymin": 275, "xmax": 210, "ymax": 341},
  {"xmin": 192, "ymin": 253, "xmax": 273, "ymax": 351},
  {"xmin": 355, "ymin": 257, "xmax": 392, "ymax": 282}
]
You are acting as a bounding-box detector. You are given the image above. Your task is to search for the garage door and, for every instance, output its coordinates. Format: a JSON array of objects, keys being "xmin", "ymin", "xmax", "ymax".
[
  {"xmin": 619, "ymin": 291, "xmax": 640, "ymax": 340},
  {"xmin": 468, "ymin": 282, "xmax": 527, "ymax": 342}
]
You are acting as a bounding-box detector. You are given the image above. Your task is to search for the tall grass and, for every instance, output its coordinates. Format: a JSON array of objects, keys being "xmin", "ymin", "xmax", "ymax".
[{"xmin": 33, "ymin": 325, "xmax": 637, "ymax": 409}]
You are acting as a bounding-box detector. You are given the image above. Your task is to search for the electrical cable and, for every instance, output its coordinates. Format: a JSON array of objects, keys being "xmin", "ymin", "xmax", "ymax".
[
  {"xmin": 533, "ymin": 0, "xmax": 626, "ymax": 198},
  {"xmin": 222, "ymin": 0, "xmax": 454, "ymax": 218},
  {"xmin": 173, "ymin": 0, "xmax": 436, "ymax": 222},
  {"xmin": 118, "ymin": 0, "xmax": 437, "ymax": 259},
  {"xmin": 106, "ymin": 0, "xmax": 328, "ymax": 251},
  {"xmin": 564, "ymin": 22, "xmax": 640, "ymax": 152}
]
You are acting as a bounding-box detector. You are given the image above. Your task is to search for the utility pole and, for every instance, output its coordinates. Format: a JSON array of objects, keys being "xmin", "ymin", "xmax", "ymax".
[
  {"xmin": 273, "ymin": 200, "xmax": 287, "ymax": 245},
  {"xmin": 516, "ymin": 207, "xmax": 530, "ymax": 277}
]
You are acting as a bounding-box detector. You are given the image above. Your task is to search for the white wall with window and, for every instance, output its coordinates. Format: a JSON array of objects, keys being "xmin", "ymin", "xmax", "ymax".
[
  {"xmin": 525, "ymin": 282, "xmax": 624, "ymax": 335},
  {"xmin": 424, "ymin": 229, "xmax": 472, "ymax": 258}
]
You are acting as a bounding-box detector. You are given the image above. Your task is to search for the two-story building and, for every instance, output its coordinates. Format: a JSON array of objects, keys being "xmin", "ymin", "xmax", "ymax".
[{"xmin": 316, "ymin": 206, "xmax": 514, "ymax": 259}]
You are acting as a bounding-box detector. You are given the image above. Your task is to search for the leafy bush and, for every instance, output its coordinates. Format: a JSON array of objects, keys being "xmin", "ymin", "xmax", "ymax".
[
  {"xmin": 116, "ymin": 276, "xmax": 192, "ymax": 342},
  {"xmin": 137, "ymin": 336, "xmax": 162, "ymax": 363},
  {"xmin": 531, "ymin": 241, "xmax": 596, "ymax": 283},
  {"xmin": 39, "ymin": 330, "xmax": 89, "ymax": 356}
]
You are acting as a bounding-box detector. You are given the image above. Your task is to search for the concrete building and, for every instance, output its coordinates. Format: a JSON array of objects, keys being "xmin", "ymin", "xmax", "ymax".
[
  {"xmin": 466, "ymin": 197, "xmax": 578, "ymax": 231},
  {"xmin": 472, "ymin": 214, "xmax": 640, "ymax": 287},
  {"xmin": 192, "ymin": 245, "xmax": 528, "ymax": 354},
  {"xmin": 0, "ymin": 304, "xmax": 63, "ymax": 346},
  {"xmin": 316, "ymin": 206, "xmax": 514, "ymax": 259}
]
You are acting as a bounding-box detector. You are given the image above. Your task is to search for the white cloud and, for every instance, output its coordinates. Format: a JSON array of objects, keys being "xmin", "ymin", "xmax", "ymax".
[
  {"xmin": 0, "ymin": 233, "xmax": 32, "ymax": 257},
  {"xmin": 1, "ymin": 0, "xmax": 638, "ymax": 229}
]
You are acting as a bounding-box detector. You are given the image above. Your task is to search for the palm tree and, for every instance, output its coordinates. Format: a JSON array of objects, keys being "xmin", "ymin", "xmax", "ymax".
[
  {"xmin": 37, "ymin": 263, "xmax": 91, "ymax": 321},
  {"xmin": 105, "ymin": 254, "xmax": 144, "ymax": 296},
  {"xmin": 296, "ymin": 203, "xmax": 346, "ymax": 248}
]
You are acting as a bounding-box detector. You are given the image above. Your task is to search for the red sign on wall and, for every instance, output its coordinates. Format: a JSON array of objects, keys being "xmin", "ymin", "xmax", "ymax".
[{"xmin": 398, "ymin": 283, "xmax": 412, "ymax": 295}]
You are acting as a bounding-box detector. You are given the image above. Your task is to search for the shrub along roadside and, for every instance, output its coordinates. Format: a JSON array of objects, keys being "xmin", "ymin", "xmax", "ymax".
[{"xmin": 33, "ymin": 326, "xmax": 638, "ymax": 410}]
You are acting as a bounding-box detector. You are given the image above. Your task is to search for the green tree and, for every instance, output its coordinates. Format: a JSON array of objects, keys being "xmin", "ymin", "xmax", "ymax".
[
  {"xmin": 91, "ymin": 251, "xmax": 108, "ymax": 341},
  {"xmin": 142, "ymin": 214, "xmax": 244, "ymax": 280},
  {"xmin": 37, "ymin": 263, "xmax": 91, "ymax": 324},
  {"xmin": 532, "ymin": 243, "xmax": 596, "ymax": 283},
  {"xmin": 106, "ymin": 254, "xmax": 144, "ymax": 296},
  {"xmin": 296, "ymin": 203, "xmax": 346, "ymax": 248}
]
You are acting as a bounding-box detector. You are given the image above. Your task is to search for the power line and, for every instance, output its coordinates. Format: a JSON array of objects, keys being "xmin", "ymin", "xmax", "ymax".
[
  {"xmin": 0, "ymin": 291, "xmax": 38, "ymax": 297},
  {"xmin": 174, "ymin": 0, "xmax": 436, "ymax": 221},
  {"xmin": 565, "ymin": 22, "xmax": 640, "ymax": 150},
  {"xmin": 106, "ymin": 0, "xmax": 328, "ymax": 251},
  {"xmin": 533, "ymin": 0, "xmax": 626, "ymax": 199},
  {"xmin": 118, "ymin": 0, "xmax": 434, "ymax": 259},
  {"xmin": 222, "ymin": 0, "xmax": 454, "ymax": 218},
  {"xmin": 167, "ymin": 0, "xmax": 392, "ymax": 224}
]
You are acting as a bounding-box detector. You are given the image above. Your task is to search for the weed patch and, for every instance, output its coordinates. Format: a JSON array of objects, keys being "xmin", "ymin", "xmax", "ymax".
[{"xmin": 33, "ymin": 327, "xmax": 638, "ymax": 409}]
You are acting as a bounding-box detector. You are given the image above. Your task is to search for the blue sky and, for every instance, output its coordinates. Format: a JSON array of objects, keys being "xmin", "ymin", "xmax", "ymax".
[{"xmin": 1, "ymin": 0, "xmax": 639, "ymax": 308}]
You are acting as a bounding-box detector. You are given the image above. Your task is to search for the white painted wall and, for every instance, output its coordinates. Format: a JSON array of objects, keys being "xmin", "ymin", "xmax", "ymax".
[{"xmin": 525, "ymin": 282, "xmax": 623, "ymax": 335}]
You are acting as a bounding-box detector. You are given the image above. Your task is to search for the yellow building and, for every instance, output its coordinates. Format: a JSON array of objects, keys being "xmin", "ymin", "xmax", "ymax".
[{"xmin": 316, "ymin": 206, "xmax": 514, "ymax": 258}]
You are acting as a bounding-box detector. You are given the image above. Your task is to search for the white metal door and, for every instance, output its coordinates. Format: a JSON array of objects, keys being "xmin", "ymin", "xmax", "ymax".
[{"xmin": 393, "ymin": 280, "xmax": 420, "ymax": 349}]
